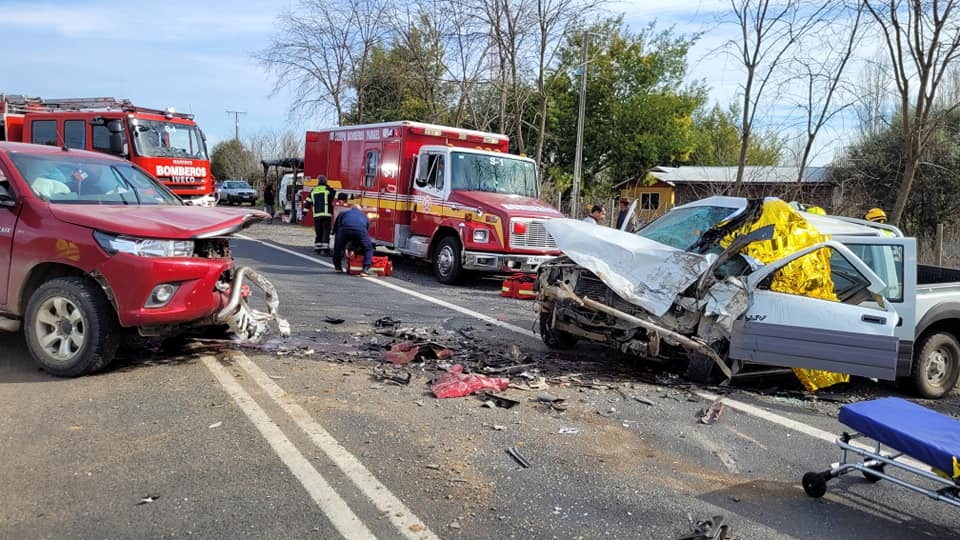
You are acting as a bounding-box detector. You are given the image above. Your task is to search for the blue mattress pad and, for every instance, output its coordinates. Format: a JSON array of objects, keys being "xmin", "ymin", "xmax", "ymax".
[{"xmin": 838, "ymin": 397, "xmax": 960, "ymax": 479}]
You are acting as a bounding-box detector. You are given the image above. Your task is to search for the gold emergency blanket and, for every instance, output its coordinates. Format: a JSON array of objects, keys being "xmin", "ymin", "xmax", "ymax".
[{"xmin": 720, "ymin": 199, "xmax": 850, "ymax": 391}]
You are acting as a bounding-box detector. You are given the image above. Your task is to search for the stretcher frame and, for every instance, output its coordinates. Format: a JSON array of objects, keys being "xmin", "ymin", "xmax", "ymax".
[{"xmin": 802, "ymin": 431, "xmax": 960, "ymax": 508}]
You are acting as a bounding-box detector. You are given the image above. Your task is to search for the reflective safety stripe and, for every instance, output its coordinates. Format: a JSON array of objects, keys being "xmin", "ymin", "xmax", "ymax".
[{"xmin": 312, "ymin": 187, "xmax": 332, "ymax": 217}]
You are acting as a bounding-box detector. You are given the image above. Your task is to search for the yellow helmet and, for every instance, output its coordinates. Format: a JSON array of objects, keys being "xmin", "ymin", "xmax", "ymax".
[
  {"xmin": 806, "ymin": 206, "xmax": 826, "ymax": 215},
  {"xmin": 865, "ymin": 207, "xmax": 887, "ymax": 223}
]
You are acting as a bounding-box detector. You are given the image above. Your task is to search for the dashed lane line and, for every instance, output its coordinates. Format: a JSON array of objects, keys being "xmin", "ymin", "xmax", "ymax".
[
  {"xmin": 201, "ymin": 355, "xmax": 376, "ymax": 540},
  {"xmin": 232, "ymin": 351, "xmax": 439, "ymax": 540}
]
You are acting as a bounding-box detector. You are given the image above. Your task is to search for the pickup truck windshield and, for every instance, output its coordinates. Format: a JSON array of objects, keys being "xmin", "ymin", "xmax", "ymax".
[
  {"xmin": 638, "ymin": 205, "xmax": 739, "ymax": 250},
  {"xmin": 132, "ymin": 119, "xmax": 208, "ymax": 159},
  {"xmin": 11, "ymin": 153, "xmax": 182, "ymax": 206},
  {"xmin": 450, "ymin": 152, "xmax": 537, "ymax": 198}
]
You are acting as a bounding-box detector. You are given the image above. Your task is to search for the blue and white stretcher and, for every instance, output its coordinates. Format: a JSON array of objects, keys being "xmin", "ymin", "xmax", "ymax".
[{"xmin": 802, "ymin": 397, "xmax": 960, "ymax": 508}]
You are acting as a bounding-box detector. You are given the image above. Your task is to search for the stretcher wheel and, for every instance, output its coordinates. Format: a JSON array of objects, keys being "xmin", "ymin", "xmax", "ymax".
[
  {"xmin": 862, "ymin": 462, "xmax": 884, "ymax": 483},
  {"xmin": 802, "ymin": 472, "xmax": 828, "ymax": 498}
]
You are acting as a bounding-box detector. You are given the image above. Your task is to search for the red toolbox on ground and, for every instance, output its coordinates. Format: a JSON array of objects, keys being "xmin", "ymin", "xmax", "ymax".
[
  {"xmin": 348, "ymin": 255, "xmax": 394, "ymax": 276},
  {"xmin": 500, "ymin": 273, "xmax": 537, "ymax": 300}
]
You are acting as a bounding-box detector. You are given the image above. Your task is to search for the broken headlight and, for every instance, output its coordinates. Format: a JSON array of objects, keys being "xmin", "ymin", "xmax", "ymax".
[{"xmin": 94, "ymin": 231, "xmax": 194, "ymax": 257}]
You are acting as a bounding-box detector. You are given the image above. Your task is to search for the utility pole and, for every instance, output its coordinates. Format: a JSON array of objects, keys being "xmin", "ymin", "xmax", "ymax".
[
  {"xmin": 570, "ymin": 33, "xmax": 590, "ymax": 219},
  {"xmin": 226, "ymin": 110, "xmax": 246, "ymax": 141}
]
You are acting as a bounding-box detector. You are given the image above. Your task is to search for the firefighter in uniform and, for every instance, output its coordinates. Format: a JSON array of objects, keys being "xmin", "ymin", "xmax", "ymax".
[
  {"xmin": 865, "ymin": 207, "xmax": 895, "ymax": 236},
  {"xmin": 307, "ymin": 176, "xmax": 336, "ymax": 252}
]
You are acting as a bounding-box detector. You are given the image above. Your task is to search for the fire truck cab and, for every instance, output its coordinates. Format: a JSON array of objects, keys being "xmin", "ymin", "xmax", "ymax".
[
  {"xmin": 304, "ymin": 121, "xmax": 563, "ymax": 283},
  {"xmin": 0, "ymin": 95, "xmax": 215, "ymax": 206}
]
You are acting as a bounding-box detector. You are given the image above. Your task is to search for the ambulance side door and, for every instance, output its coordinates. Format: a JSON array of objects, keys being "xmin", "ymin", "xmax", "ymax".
[{"xmin": 410, "ymin": 150, "xmax": 446, "ymax": 238}]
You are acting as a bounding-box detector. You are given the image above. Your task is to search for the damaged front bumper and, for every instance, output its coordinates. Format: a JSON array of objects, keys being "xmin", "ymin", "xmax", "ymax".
[
  {"xmin": 216, "ymin": 266, "xmax": 291, "ymax": 342},
  {"xmin": 540, "ymin": 282, "xmax": 732, "ymax": 379}
]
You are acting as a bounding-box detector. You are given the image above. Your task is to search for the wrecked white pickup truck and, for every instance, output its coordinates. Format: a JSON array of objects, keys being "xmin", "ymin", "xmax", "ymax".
[{"xmin": 537, "ymin": 196, "xmax": 959, "ymax": 398}]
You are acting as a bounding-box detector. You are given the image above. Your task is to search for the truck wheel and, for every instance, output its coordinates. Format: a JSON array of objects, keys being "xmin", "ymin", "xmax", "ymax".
[
  {"xmin": 24, "ymin": 277, "xmax": 118, "ymax": 377},
  {"xmin": 433, "ymin": 236, "xmax": 464, "ymax": 284},
  {"xmin": 684, "ymin": 342, "xmax": 732, "ymax": 384},
  {"xmin": 538, "ymin": 309, "xmax": 577, "ymax": 349},
  {"xmin": 907, "ymin": 332, "xmax": 960, "ymax": 399}
]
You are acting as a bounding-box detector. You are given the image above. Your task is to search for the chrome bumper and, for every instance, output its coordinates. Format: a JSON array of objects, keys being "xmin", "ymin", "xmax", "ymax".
[
  {"xmin": 216, "ymin": 266, "xmax": 291, "ymax": 342},
  {"xmin": 462, "ymin": 250, "xmax": 555, "ymax": 273}
]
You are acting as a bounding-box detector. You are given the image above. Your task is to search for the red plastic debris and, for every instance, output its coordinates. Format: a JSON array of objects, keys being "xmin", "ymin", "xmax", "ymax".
[
  {"xmin": 431, "ymin": 364, "xmax": 509, "ymax": 399},
  {"xmin": 383, "ymin": 342, "xmax": 420, "ymax": 365}
]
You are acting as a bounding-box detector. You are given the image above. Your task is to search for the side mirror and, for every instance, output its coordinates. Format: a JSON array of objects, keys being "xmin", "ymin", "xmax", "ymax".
[
  {"xmin": 336, "ymin": 192, "xmax": 349, "ymax": 202},
  {"xmin": 0, "ymin": 184, "xmax": 16, "ymax": 208},
  {"xmin": 107, "ymin": 119, "xmax": 123, "ymax": 134}
]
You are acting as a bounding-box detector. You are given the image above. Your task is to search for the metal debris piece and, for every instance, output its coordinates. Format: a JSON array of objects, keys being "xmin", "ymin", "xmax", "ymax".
[
  {"xmin": 558, "ymin": 427, "xmax": 580, "ymax": 434},
  {"xmin": 482, "ymin": 363, "xmax": 537, "ymax": 375},
  {"xmin": 375, "ymin": 316, "xmax": 401, "ymax": 328},
  {"xmin": 324, "ymin": 317, "xmax": 345, "ymax": 324},
  {"xmin": 506, "ymin": 447, "xmax": 531, "ymax": 468},
  {"xmin": 372, "ymin": 365, "xmax": 412, "ymax": 385},
  {"xmin": 480, "ymin": 392, "xmax": 520, "ymax": 409},
  {"xmin": 136, "ymin": 495, "xmax": 160, "ymax": 506},
  {"xmin": 634, "ymin": 396, "xmax": 655, "ymax": 406},
  {"xmin": 673, "ymin": 515, "xmax": 732, "ymax": 540}
]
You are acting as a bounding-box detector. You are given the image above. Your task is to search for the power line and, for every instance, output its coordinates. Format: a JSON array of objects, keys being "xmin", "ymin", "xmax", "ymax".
[{"xmin": 226, "ymin": 110, "xmax": 247, "ymax": 141}]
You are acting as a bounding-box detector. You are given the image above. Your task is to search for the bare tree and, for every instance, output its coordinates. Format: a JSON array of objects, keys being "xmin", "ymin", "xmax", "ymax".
[
  {"xmin": 254, "ymin": 0, "xmax": 390, "ymax": 125},
  {"xmin": 854, "ymin": 51, "xmax": 894, "ymax": 138},
  {"xmin": 725, "ymin": 0, "xmax": 838, "ymax": 194},
  {"xmin": 786, "ymin": 2, "xmax": 864, "ymax": 185},
  {"xmin": 864, "ymin": 0, "xmax": 960, "ymax": 226},
  {"xmin": 531, "ymin": 0, "xmax": 599, "ymax": 169}
]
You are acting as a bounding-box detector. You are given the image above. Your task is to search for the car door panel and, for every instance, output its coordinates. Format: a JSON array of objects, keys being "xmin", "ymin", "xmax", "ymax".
[{"xmin": 733, "ymin": 239, "xmax": 900, "ymax": 379}]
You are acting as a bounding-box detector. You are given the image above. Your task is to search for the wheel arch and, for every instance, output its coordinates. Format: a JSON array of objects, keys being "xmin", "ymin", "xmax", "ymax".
[
  {"xmin": 428, "ymin": 226, "xmax": 461, "ymax": 260},
  {"xmin": 915, "ymin": 302, "xmax": 960, "ymax": 344},
  {"xmin": 18, "ymin": 263, "xmax": 117, "ymax": 318}
]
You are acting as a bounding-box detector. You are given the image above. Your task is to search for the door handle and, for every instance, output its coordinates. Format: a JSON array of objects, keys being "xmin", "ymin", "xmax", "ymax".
[{"xmin": 861, "ymin": 315, "xmax": 886, "ymax": 324}]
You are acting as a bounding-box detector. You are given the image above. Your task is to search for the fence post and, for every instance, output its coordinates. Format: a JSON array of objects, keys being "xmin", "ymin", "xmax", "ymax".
[{"xmin": 936, "ymin": 223, "xmax": 944, "ymax": 266}]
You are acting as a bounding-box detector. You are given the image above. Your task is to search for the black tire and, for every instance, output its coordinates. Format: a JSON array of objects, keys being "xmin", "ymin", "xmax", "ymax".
[
  {"xmin": 24, "ymin": 277, "xmax": 118, "ymax": 377},
  {"xmin": 539, "ymin": 308, "xmax": 577, "ymax": 349},
  {"xmin": 433, "ymin": 236, "xmax": 464, "ymax": 284},
  {"xmin": 684, "ymin": 352, "xmax": 720, "ymax": 384},
  {"xmin": 906, "ymin": 332, "xmax": 960, "ymax": 399},
  {"xmin": 802, "ymin": 472, "xmax": 828, "ymax": 498},
  {"xmin": 862, "ymin": 462, "xmax": 884, "ymax": 483}
]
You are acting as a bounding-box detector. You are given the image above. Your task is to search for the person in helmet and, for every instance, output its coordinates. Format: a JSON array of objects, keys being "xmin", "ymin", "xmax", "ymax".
[
  {"xmin": 806, "ymin": 206, "xmax": 827, "ymax": 215},
  {"xmin": 865, "ymin": 207, "xmax": 887, "ymax": 223}
]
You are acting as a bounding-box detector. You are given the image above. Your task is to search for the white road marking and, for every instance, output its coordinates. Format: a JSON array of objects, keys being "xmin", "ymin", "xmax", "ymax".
[
  {"xmin": 232, "ymin": 352, "xmax": 439, "ymax": 540},
  {"xmin": 200, "ymin": 355, "xmax": 376, "ymax": 540},
  {"xmin": 243, "ymin": 236, "xmax": 935, "ymax": 475},
  {"xmin": 238, "ymin": 235, "xmax": 539, "ymax": 339},
  {"xmin": 694, "ymin": 389, "xmax": 927, "ymax": 469}
]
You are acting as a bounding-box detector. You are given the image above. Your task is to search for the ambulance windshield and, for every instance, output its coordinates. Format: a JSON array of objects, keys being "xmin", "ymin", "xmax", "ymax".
[
  {"xmin": 450, "ymin": 152, "xmax": 537, "ymax": 198},
  {"xmin": 132, "ymin": 119, "xmax": 209, "ymax": 160}
]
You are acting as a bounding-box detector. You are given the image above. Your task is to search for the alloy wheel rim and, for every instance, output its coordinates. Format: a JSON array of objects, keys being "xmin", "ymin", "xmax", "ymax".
[{"xmin": 34, "ymin": 296, "xmax": 85, "ymax": 363}]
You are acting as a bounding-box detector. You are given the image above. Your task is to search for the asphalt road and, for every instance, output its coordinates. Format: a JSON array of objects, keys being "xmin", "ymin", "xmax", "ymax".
[{"xmin": 1, "ymin": 222, "xmax": 958, "ymax": 539}]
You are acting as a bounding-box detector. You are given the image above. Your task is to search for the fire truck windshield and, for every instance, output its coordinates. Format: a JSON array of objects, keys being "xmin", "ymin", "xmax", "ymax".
[
  {"xmin": 450, "ymin": 152, "xmax": 537, "ymax": 198},
  {"xmin": 132, "ymin": 119, "xmax": 208, "ymax": 160}
]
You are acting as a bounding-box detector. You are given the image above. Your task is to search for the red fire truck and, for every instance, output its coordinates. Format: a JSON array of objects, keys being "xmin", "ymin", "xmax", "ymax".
[
  {"xmin": 0, "ymin": 95, "xmax": 216, "ymax": 206},
  {"xmin": 303, "ymin": 121, "xmax": 564, "ymax": 283}
]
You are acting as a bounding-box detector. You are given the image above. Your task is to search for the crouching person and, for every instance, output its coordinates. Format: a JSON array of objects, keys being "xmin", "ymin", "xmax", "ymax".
[{"xmin": 332, "ymin": 205, "xmax": 374, "ymax": 276}]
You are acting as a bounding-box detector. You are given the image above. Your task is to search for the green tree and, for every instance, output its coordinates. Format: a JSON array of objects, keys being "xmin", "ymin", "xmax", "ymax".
[
  {"xmin": 689, "ymin": 103, "xmax": 782, "ymax": 166},
  {"xmin": 541, "ymin": 18, "xmax": 705, "ymax": 195},
  {"xmin": 211, "ymin": 139, "xmax": 259, "ymax": 182}
]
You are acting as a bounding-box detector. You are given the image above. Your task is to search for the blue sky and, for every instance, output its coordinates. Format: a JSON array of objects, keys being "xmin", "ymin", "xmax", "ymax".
[{"xmin": 0, "ymin": 0, "xmax": 849, "ymax": 164}]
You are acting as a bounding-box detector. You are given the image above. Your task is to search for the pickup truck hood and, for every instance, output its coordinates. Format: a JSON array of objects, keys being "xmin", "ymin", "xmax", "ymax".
[
  {"xmin": 49, "ymin": 205, "xmax": 269, "ymax": 239},
  {"xmin": 545, "ymin": 218, "xmax": 713, "ymax": 317},
  {"xmin": 449, "ymin": 192, "xmax": 564, "ymax": 219}
]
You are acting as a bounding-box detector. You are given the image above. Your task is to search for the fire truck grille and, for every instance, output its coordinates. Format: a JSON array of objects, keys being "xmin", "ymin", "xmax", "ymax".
[{"xmin": 509, "ymin": 219, "xmax": 557, "ymax": 250}]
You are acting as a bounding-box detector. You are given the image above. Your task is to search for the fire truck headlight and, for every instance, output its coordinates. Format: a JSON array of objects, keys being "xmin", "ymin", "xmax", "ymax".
[{"xmin": 472, "ymin": 229, "xmax": 489, "ymax": 243}]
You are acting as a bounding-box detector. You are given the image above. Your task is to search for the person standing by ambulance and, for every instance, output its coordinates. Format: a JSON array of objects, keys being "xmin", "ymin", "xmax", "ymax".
[{"xmin": 306, "ymin": 176, "xmax": 336, "ymax": 252}]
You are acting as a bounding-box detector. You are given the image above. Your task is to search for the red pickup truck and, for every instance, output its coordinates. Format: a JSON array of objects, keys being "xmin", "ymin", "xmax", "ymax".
[{"xmin": 0, "ymin": 141, "xmax": 288, "ymax": 376}]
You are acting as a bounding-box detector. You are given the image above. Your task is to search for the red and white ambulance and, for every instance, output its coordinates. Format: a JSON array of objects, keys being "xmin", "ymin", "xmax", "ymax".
[{"xmin": 303, "ymin": 121, "xmax": 563, "ymax": 283}]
